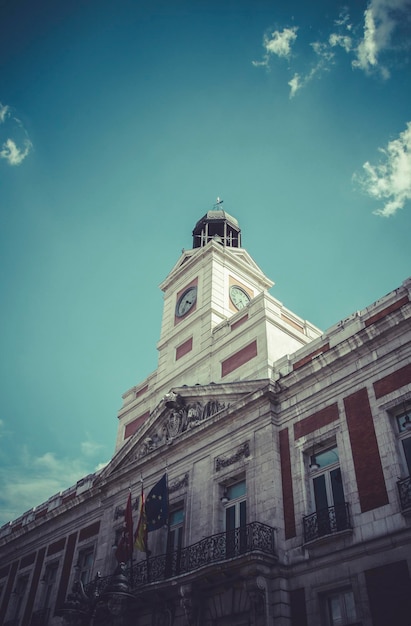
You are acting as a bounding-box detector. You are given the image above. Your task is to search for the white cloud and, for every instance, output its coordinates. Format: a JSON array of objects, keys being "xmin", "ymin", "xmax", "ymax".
[
  {"xmin": 288, "ymin": 74, "xmax": 302, "ymax": 98},
  {"xmin": 0, "ymin": 103, "xmax": 10, "ymax": 124},
  {"xmin": 253, "ymin": 1, "xmax": 410, "ymax": 95},
  {"xmin": 95, "ymin": 460, "xmax": 110, "ymax": 472},
  {"xmin": 264, "ymin": 27, "xmax": 298, "ymax": 58},
  {"xmin": 329, "ymin": 33, "xmax": 353, "ymax": 53},
  {"xmin": 81, "ymin": 439, "xmax": 104, "ymax": 457},
  {"xmin": 287, "ymin": 42, "xmax": 335, "ymax": 98},
  {"xmin": 355, "ymin": 122, "xmax": 411, "ymax": 216},
  {"xmin": 0, "ymin": 100, "xmax": 33, "ymax": 165},
  {"xmin": 0, "ymin": 137, "xmax": 32, "ymax": 166},
  {"xmin": 0, "ymin": 442, "xmax": 109, "ymax": 526},
  {"xmin": 311, "ymin": 41, "xmax": 335, "ymax": 63},
  {"xmin": 252, "ymin": 26, "xmax": 298, "ymax": 67},
  {"xmin": 353, "ymin": 0, "xmax": 411, "ymax": 75}
]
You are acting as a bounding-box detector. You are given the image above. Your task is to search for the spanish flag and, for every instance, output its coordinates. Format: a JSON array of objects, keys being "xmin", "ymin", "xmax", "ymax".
[{"xmin": 134, "ymin": 484, "xmax": 147, "ymax": 552}]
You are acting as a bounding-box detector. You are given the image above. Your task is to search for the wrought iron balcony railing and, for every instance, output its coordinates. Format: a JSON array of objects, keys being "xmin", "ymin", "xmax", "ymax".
[
  {"xmin": 85, "ymin": 521, "xmax": 276, "ymax": 598},
  {"xmin": 303, "ymin": 502, "xmax": 351, "ymax": 543},
  {"xmin": 397, "ymin": 476, "xmax": 411, "ymax": 511},
  {"xmin": 131, "ymin": 520, "xmax": 276, "ymax": 587}
]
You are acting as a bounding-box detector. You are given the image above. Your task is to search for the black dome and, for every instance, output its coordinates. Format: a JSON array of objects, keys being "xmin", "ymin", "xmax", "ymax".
[{"xmin": 192, "ymin": 206, "xmax": 241, "ymax": 249}]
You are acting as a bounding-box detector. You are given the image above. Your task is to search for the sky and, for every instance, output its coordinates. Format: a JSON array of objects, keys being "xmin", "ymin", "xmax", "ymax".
[{"xmin": 0, "ymin": 0, "xmax": 410, "ymax": 527}]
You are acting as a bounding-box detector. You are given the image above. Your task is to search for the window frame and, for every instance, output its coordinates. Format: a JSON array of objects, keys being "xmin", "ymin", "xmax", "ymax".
[
  {"xmin": 40, "ymin": 560, "xmax": 60, "ymax": 611},
  {"xmin": 395, "ymin": 408, "xmax": 411, "ymax": 477},
  {"xmin": 308, "ymin": 446, "xmax": 344, "ymax": 513},
  {"xmin": 75, "ymin": 545, "xmax": 96, "ymax": 586},
  {"xmin": 321, "ymin": 587, "xmax": 360, "ymax": 626},
  {"xmin": 165, "ymin": 504, "xmax": 185, "ymax": 576},
  {"xmin": 10, "ymin": 572, "xmax": 30, "ymax": 621},
  {"xmin": 223, "ymin": 480, "xmax": 247, "ymax": 531}
]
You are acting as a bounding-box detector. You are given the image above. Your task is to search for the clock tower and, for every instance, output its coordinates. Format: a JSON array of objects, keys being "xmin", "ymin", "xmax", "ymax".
[
  {"xmin": 156, "ymin": 206, "xmax": 275, "ymax": 384},
  {"xmin": 117, "ymin": 203, "xmax": 321, "ymax": 449}
]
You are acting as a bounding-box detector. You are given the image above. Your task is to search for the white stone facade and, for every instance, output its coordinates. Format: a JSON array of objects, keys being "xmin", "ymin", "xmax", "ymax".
[{"xmin": 0, "ymin": 212, "xmax": 410, "ymax": 626}]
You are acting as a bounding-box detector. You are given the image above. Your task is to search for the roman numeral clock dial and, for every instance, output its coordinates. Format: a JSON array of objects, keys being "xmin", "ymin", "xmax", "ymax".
[
  {"xmin": 229, "ymin": 285, "xmax": 251, "ymax": 310},
  {"xmin": 176, "ymin": 286, "xmax": 197, "ymax": 317}
]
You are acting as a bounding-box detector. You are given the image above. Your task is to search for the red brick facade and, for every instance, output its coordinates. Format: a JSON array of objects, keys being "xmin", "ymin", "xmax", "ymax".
[
  {"xmin": 365, "ymin": 295, "xmax": 409, "ymax": 328},
  {"xmin": 176, "ymin": 337, "xmax": 193, "ymax": 360},
  {"xmin": 124, "ymin": 410, "xmax": 151, "ymax": 439},
  {"xmin": 293, "ymin": 343, "xmax": 330, "ymax": 371},
  {"xmin": 344, "ymin": 388, "xmax": 389, "ymax": 512},
  {"xmin": 294, "ymin": 403, "xmax": 339, "ymax": 440},
  {"xmin": 373, "ymin": 363, "xmax": 411, "ymax": 399},
  {"xmin": 221, "ymin": 340, "xmax": 258, "ymax": 377}
]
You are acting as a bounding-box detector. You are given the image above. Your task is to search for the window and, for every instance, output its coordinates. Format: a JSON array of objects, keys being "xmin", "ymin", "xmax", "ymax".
[
  {"xmin": 323, "ymin": 589, "xmax": 358, "ymax": 626},
  {"xmin": 166, "ymin": 507, "xmax": 184, "ymax": 576},
  {"xmin": 41, "ymin": 561, "xmax": 59, "ymax": 610},
  {"xmin": 76, "ymin": 547, "xmax": 94, "ymax": 586},
  {"xmin": 29, "ymin": 562, "xmax": 59, "ymax": 626},
  {"xmin": 224, "ymin": 480, "xmax": 246, "ymax": 556},
  {"xmin": 305, "ymin": 446, "xmax": 349, "ymax": 540},
  {"xmin": 396, "ymin": 410, "xmax": 411, "ymax": 476},
  {"xmin": 395, "ymin": 408, "xmax": 411, "ymax": 510},
  {"xmin": 11, "ymin": 574, "xmax": 29, "ymax": 622}
]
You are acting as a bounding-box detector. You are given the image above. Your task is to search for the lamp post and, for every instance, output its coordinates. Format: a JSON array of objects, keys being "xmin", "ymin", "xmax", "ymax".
[{"xmin": 59, "ymin": 564, "xmax": 135, "ymax": 626}]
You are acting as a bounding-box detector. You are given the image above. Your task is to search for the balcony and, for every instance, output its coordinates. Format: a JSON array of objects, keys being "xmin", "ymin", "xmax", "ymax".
[
  {"xmin": 90, "ymin": 522, "xmax": 276, "ymax": 596},
  {"xmin": 303, "ymin": 503, "xmax": 351, "ymax": 543},
  {"xmin": 135, "ymin": 521, "xmax": 276, "ymax": 585},
  {"xmin": 58, "ymin": 523, "xmax": 276, "ymax": 625},
  {"xmin": 397, "ymin": 476, "xmax": 411, "ymax": 511}
]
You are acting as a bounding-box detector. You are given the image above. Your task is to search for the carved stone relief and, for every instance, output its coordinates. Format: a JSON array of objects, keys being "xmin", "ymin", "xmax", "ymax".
[
  {"xmin": 169, "ymin": 473, "xmax": 189, "ymax": 494},
  {"xmin": 215, "ymin": 441, "xmax": 250, "ymax": 471},
  {"xmin": 134, "ymin": 394, "xmax": 230, "ymax": 461}
]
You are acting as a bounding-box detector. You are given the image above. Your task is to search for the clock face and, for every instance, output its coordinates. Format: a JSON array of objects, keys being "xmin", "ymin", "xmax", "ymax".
[
  {"xmin": 230, "ymin": 285, "xmax": 251, "ymax": 310},
  {"xmin": 176, "ymin": 286, "xmax": 197, "ymax": 317}
]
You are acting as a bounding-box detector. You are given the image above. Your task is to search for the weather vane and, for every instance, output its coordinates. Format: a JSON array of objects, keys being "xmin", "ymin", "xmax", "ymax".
[{"xmin": 214, "ymin": 197, "xmax": 223, "ymax": 208}]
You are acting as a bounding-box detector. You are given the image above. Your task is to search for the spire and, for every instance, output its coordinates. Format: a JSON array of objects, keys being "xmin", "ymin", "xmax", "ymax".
[{"xmin": 192, "ymin": 199, "xmax": 241, "ymax": 249}]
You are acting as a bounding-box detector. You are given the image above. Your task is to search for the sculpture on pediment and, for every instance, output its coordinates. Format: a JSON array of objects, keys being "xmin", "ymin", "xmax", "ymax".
[
  {"xmin": 134, "ymin": 394, "xmax": 230, "ymax": 460},
  {"xmin": 185, "ymin": 402, "xmax": 203, "ymax": 429}
]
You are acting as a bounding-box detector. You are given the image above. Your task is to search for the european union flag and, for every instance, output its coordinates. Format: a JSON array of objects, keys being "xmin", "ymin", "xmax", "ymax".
[{"xmin": 145, "ymin": 474, "xmax": 169, "ymax": 531}]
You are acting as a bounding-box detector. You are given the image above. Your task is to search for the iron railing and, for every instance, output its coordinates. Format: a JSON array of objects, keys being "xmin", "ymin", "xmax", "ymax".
[
  {"xmin": 85, "ymin": 522, "xmax": 276, "ymax": 597},
  {"xmin": 397, "ymin": 476, "xmax": 411, "ymax": 511},
  {"xmin": 303, "ymin": 503, "xmax": 351, "ymax": 543}
]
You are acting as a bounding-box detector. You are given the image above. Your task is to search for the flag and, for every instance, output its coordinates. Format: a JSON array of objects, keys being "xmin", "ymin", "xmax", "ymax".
[
  {"xmin": 115, "ymin": 492, "xmax": 134, "ymax": 563},
  {"xmin": 145, "ymin": 474, "xmax": 168, "ymax": 531},
  {"xmin": 134, "ymin": 484, "xmax": 147, "ymax": 552}
]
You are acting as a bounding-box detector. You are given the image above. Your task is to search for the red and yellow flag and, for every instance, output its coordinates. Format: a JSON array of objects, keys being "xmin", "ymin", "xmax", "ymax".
[{"xmin": 134, "ymin": 484, "xmax": 147, "ymax": 552}]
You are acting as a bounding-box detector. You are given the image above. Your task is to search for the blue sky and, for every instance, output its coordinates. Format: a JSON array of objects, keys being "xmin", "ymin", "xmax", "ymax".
[{"xmin": 0, "ymin": 0, "xmax": 410, "ymax": 526}]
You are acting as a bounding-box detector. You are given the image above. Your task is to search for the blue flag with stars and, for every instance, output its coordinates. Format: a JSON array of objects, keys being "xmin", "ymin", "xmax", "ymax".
[{"xmin": 145, "ymin": 474, "xmax": 169, "ymax": 531}]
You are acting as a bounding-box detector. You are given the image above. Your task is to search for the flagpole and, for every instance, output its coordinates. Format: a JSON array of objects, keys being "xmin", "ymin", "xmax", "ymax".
[
  {"xmin": 145, "ymin": 475, "xmax": 150, "ymax": 582},
  {"xmin": 128, "ymin": 487, "xmax": 134, "ymax": 588},
  {"xmin": 145, "ymin": 473, "xmax": 150, "ymax": 583}
]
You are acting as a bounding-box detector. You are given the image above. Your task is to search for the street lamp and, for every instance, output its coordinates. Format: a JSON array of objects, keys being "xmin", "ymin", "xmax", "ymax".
[{"xmin": 58, "ymin": 563, "xmax": 135, "ymax": 626}]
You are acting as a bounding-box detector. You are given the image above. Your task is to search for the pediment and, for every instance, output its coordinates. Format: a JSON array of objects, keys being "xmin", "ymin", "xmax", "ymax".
[
  {"xmin": 100, "ymin": 381, "xmax": 265, "ymax": 479},
  {"xmin": 159, "ymin": 242, "xmax": 273, "ymax": 293}
]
